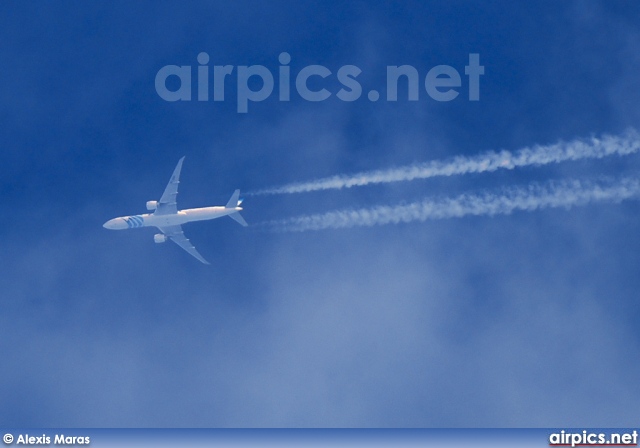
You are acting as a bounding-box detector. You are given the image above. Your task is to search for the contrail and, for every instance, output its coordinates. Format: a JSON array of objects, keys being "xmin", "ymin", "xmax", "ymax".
[
  {"xmin": 264, "ymin": 176, "xmax": 640, "ymax": 232},
  {"xmin": 251, "ymin": 130, "xmax": 640, "ymax": 195}
]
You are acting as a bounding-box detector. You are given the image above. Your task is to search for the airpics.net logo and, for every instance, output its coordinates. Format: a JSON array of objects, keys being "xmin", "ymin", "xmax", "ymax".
[
  {"xmin": 155, "ymin": 52, "xmax": 484, "ymax": 113},
  {"xmin": 549, "ymin": 430, "xmax": 638, "ymax": 447}
]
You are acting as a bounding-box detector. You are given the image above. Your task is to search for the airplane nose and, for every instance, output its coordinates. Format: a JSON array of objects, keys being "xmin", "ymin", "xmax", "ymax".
[{"xmin": 103, "ymin": 218, "xmax": 127, "ymax": 230}]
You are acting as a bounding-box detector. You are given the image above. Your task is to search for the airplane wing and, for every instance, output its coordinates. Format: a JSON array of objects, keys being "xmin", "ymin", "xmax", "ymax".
[
  {"xmin": 159, "ymin": 225, "xmax": 210, "ymax": 265},
  {"xmin": 155, "ymin": 156, "xmax": 185, "ymax": 216}
]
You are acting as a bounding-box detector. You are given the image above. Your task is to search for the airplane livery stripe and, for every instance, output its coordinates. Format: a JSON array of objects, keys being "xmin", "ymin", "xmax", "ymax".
[{"xmin": 125, "ymin": 215, "xmax": 144, "ymax": 228}]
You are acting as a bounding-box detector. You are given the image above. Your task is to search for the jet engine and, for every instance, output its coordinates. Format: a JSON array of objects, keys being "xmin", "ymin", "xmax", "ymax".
[
  {"xmin": 154, "ymin": 233, "xmax": 167, "ymax": 243},
  {"xmin": 146, "ymin": 200, "xmax": 158, "ymax": 211}
]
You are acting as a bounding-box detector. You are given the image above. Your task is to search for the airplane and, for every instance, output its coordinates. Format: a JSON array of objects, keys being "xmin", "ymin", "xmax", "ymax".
[{"xmin": 103, "ymin": 156, "xmax": 247, "ymax": 264}]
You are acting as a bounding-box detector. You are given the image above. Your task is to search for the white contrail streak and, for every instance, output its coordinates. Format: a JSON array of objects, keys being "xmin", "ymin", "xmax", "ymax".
[
  {"xmin": 266, "ymin": 177, "xmax": 640, "ymax": 232},
  {"xmin": 251, "ymin": 130, "xmax": 640, "ymax": 195}
]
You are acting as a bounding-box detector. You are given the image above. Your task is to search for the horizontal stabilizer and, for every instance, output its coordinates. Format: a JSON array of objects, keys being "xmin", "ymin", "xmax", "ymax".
[
  {"xmin": 226, "ymin": 189, "xmax": 241, "ymax": 208},
  {"xmin": 228, "ymin": 212, "xmax": 248, "ymax": 227}
]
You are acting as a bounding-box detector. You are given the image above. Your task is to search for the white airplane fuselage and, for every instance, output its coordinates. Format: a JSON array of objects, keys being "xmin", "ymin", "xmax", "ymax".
[{"xmin": 103, "ymin": 205, "xmax": 243, "ymax": 230}]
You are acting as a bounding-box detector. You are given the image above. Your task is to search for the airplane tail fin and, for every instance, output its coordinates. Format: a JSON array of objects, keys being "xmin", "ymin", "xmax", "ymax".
[
  {"xmin": 225, "ymin": 189, "xmax": 242, "ymax": 208},
  {"xmin": 225, "ymin": 189, "xmax": 248, "ymax": 227}
]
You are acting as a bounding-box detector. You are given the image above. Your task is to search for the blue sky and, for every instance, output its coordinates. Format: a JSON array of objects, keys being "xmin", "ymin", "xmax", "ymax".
[{"xmin": 1, "ymin": 1, "xmax": 640, "ymax": 427}]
